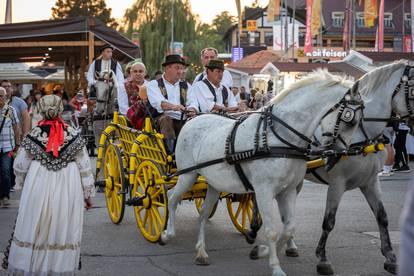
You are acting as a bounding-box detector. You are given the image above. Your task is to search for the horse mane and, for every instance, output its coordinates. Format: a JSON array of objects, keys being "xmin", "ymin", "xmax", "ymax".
[
  {"xmin": 357, "ymin": 60, "xmax": 407, "ymax": 100},
  {"xmin": 268, "ymin": 69, "xmax": 353, "ymax": 105}
]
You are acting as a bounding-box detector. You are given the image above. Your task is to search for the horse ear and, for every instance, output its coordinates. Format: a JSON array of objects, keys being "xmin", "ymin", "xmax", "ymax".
[{"xmin": 109, "ymin": 72, "xmax": 113, "ymax": 79}]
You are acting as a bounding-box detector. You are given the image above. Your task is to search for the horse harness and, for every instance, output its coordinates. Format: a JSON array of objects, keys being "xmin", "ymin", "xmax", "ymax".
[{"xmin": 168, "ymin": 91, "xmax": 363, "ymax": 191}]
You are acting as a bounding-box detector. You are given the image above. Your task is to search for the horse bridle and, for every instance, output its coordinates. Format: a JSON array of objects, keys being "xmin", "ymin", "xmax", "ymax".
[
  {"xmin": 356, "ymin": 65, "xmax": 414, "ymax": 145},
  {"xmin": 319, "ymin": 90, "xmax": 364, "ymax": 149}
]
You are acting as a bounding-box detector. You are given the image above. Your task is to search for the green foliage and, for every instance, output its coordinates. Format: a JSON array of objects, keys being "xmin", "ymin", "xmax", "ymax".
[
  {"xmin": 51, "ymin": 0, "xmax": 118, "ymax": 28},
  {"xmin": 122, "ymin": 0, "xmax": 236, "ymax": 79}
]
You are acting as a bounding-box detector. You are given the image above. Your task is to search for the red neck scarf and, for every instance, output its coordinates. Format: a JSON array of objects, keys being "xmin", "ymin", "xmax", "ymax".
[{"xmin": 38, "ymin": 118, "xmax": 68, "ymax": 157}]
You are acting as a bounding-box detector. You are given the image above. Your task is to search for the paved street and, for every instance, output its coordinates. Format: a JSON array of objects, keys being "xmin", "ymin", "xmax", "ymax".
[{"xmin": 0, "ymin": 163, "xmax": 412, "ymax": 276}]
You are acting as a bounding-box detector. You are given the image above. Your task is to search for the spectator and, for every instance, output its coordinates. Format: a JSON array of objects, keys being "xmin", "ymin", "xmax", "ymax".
[
  {"xmin": 154, "ymin": 70, "xmax": 163, "ymax": 80},
  {"xmin": 378, "ymin": 126, "xmax": 395, "ymax": 177},
  {"xmin": 29, "ymin": 91, "xmax": 43, "ymax": 128},
  {"xmin": 231, "ymin": 87, "xmax": 240, "ymax": 103},
  {"xmin": 0, "ymin": 87, "xmax": 20, "ymax": 207},
  {"xmin": 238, "ymin": 91, "xmax": 249, "ymax": 112},
  {"xmin": 253, "ymin": 91, "xmax": 264, "ymax": 110},
  {"xmin": 1, "ymin": 80, "xmax": 30, "ymax": 137},
  {"xmin": 394, "ymin": 122, "xmax": 410, "ymax": 172}
]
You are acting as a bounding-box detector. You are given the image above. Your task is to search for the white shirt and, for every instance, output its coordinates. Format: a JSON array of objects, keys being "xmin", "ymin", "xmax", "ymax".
[
  {"xmin": 147, "ymin": 75, "xmax": 188, "ymax": 120},
  {"xmin": 187, "ymin": 79, "xmax": 238, "ymax": 113},
  {"xmin": 86, "ymin": 59, "xmax": 129, "ymax": 115},
  {"xmin": 194, "ymin": 69, "xmax": 233, "ymax": 88}
]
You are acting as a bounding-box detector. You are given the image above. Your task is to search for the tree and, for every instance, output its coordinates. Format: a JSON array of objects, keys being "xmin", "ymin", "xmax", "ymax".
[
  {"xmin": 212, "ymin": 11, "xmax": 236, "ymax": 38},
  {"xmin": 51, "ymin": 0, "xmax": 118, "ymax": 28}
]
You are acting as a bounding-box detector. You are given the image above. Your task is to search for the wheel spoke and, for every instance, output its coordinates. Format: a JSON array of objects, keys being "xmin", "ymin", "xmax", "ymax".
[
  {"xmin": 241, "ymin": 203, "xmax": 247, "ymax": 227},
  {"xmin": 143, "ymin": 209, "xmax": 149, "ymax": 226},
  {"xmin": 151, "ymin": 206, "xmax": 163, "ymax": 225},
  {"xmin": 152, "ymin": 201, "xmax": 165, "ymax": 207},
  {"xmin": 151, "ymin": 209, "xmax": 160, "ymax": 234},
  {"xmin": 148, "ymin": 211, "xmax": 153, "ymax": 234},
  {"xmin": 234, "ymin": 202, "xmax": 243, "ymax": 219},
  {"xmin": 151, "ymin": 188, "xmax": 162, "ymax": 199}
]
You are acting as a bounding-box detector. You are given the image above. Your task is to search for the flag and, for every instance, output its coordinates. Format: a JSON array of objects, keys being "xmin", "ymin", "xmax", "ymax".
[
  {"xmin": 235, "ymin": 0, "xmax": 242, "ymax": 33},
  {"xmin": 343, "ymin": 0, "xmax": 351, "ymax": 51},
  {"xmin": 311, "ymin": 0, "xmax": 322, "ymax": 36},
  {"xmin": 411, "ymin": 0, "xmax": 414, "ymax": 52},
  {"xmin": 364, "ymin": 0, "xmax": 378, "ymax": 28},
  {"xmin": 377, "ymin": 0, "xmax": 384, "ymax": 51},
  {"xmin": 304, "ymin": 0, "xmax": 313, "ymax": 53},
  {"xmin": 267, "ymin": 0, "xmax": 280, "ymax": 22}
]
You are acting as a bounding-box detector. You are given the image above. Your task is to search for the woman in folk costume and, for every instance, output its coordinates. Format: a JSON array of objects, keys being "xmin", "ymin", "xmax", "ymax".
[{"xmin": 5, "ymin": 94, "xmax": 95, "ymax": 275}]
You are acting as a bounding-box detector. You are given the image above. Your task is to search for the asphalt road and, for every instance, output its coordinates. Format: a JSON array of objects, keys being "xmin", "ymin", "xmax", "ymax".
[{"xmin": 0, "ymin": 163, "xmax": 412, "ymax": 276}]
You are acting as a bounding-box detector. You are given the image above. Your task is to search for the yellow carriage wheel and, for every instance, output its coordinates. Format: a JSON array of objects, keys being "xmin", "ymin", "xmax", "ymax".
[
  {"xmin": 103, "ymin": 143, "xmax": 126, "ymax": 224},
  {"xmin": 132, "ymin": 160, "xmax": 168, "ymax": 243},
  {"xmin": 226, "ymin": 194, "xmax": 254, "ymax": 234},
  {"xmin": 195, "ymin": 198, "xmax": 219, "ymax": 219}
]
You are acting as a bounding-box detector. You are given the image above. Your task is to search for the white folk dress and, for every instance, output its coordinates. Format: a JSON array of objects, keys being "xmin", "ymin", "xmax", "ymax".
[{"xmin": 7, "ymin": 125, "xmax": 95, "ymax": 276}]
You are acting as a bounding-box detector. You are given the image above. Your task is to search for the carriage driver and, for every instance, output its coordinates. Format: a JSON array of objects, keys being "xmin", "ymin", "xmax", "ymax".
[
  {"xmin": 193, "ymin": 47, "xmax": 233, "ymax": 88},
  {"xmin": 187, "ymin": 59, "xmax": 238, "ymax": 113},
  {"xmin": 86, "ymin": 44, "xmax": 129, "ymax": 115},
  {"xmin": 147, "ymin": 54, "xmax": 191, "ymax": 153}
]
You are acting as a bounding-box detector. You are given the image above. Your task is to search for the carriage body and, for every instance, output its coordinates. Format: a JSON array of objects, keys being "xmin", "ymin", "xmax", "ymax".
[{"xmin": 95, "ymin": 112, "xmax": 253, "ymax": 242}]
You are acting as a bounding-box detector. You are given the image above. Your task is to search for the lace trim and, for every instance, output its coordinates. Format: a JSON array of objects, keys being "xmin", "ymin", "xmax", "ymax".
[
  {"xmin": 21, "ymin": 134, "xmax": 85, "ymax": 171},
  {"xmin": 12, "ymin": 237, "xmax": 80, "ymax": 251},
  {"xmin": 8, "ymin": 265, "xmax": 78, "ymax": 275}
]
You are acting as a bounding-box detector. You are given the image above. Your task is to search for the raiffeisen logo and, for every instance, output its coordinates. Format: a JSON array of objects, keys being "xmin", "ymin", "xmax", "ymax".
[{"xmin": 305, "ymin": 49, "xmax": 348, "ymax": 58}]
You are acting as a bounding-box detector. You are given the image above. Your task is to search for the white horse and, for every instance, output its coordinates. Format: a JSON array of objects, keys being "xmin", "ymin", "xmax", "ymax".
[
  {"xmin": 160, "ymin": 70, "xmax": 366, "ymax": 276},
  {"xmin": 249, "ymin": 61, "xmax": 414, "ymax": 275}
]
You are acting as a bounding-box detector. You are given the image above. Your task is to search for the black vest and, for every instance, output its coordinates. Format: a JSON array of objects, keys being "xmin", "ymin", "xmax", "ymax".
[
  {"xmin": 157, "ymin": 78, "xmax": 188, "ymax": 106},
  {"xmin": 94, "ymin": 58, "xmax": 117, "ymax": 74},
  {"xmin": 202, "ymin": 79, "xmax": 228, "ymax": 107}
]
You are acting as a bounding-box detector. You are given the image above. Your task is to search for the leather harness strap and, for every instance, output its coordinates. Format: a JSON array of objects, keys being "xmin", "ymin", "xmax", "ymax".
[{"xmin": 202, "ymin": 79, "xmax": 229, "ymax": 107}]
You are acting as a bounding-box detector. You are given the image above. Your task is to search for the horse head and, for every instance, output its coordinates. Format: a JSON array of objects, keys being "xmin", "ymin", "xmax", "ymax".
[{"xmin": 94, "ymin": 71, "xmax": 115, "ymax": 115}]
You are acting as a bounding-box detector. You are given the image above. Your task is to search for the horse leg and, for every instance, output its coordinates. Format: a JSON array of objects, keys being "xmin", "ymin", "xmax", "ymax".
[
  {"xmin": 255, "ymin": 188, "xmax": 287, "ymax": 276},
  {"xmin": 275, "ymin": 188, "xmax": 298, "ymax": 256},
  {"xmin": 195, "ymin": 186, "xmax": 220, "ymax": 266},
  {"xmin": 160, "ymin": 173, "xmax": 197, "ymax": 244},
  {"xmin": 315, "ymin": 184, "xmax": 345, "ymax": 275},
  {"xmin": 245, "ymin": 194, "xmax": 262, "ymax": 244},
  {"xmin": 360, "ymin": 182, "xmax": 397, "ymax": 275}
]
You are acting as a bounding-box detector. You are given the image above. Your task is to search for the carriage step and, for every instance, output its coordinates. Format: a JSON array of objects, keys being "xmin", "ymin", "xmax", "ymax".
[{"xmin": 126, "ymin": 196, "xmax": 145, "ymax": 206}]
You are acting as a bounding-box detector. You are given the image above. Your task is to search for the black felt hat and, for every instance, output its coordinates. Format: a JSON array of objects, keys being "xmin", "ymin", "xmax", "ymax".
[
  {"xmin": 205, "ymin": 59, "xmax": 224, "ymax": 71},
  {"xmin": 162, "ymin": 54, "xmax": 187, "ymax": 67},
  {"xmin": 100, "ymin": 44, "xmax": 114, "ymax": 52}
]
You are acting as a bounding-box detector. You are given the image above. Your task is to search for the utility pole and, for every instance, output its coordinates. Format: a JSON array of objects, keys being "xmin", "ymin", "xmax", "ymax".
[
  {"xmin": 284, "ymin": 0, "xmax": 288, "ymax": 53},
  {"xmin": 5, "ymin": 0, "xmax": 12, "ymax": 24},
  {"xmin": 292, "ymin": 0, "xmax": 296, "ymax": 59},
  {"xmin": 403, "ymin": 0, "xmax": 406, "ymax": 50},
  {"xmin": 352, "ymin": 0, "xmax": 356, "ymax": 49},
  {"xmin": 171, "ymin": 0, "xmax": 174, "ymax": 54}
]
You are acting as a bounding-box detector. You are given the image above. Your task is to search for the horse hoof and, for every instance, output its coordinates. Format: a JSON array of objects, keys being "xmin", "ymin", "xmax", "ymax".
[
  {"xmin": 384, "ymin": 261, "xmax": 397, "ymax": 275},
  {"xmin": 244, "ymin": 232, "xmax": 256, "ymax": 244},
  {"xmin": 195, "ymin": 256, "xmax": 210, "ymax": 266},
  {"xmin": 285, "ymin": 248, "xmax": 299, "ymax": 257},
  {"xmin": 250, "ymin": 246, "xmax": 259, "ymax": 260},
  {"xmin": 158, "ymin": 237, "xmax": 166, "ymax": 246},
  {"xmin": 316, "ymin": 263, "xmax": 334, "ymax": 275}
]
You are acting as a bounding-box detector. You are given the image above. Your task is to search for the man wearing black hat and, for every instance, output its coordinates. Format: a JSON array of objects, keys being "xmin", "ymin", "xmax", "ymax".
[
  {"xmin": 147, "ymin": 54, "xmax": 190, "ymax": 152},
  {"xmin": 187, "ymin": 59, "xmax": 238, "ymax": 113},
  {"xmin": 86, "ymin": 44, "xmax": 129, "ymax": 114}
]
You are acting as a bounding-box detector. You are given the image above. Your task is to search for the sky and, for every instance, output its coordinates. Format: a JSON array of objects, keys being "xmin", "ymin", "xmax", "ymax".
[{"xmin": 0, "ymin": 0, "xmax": 268, "ymax": 25}]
